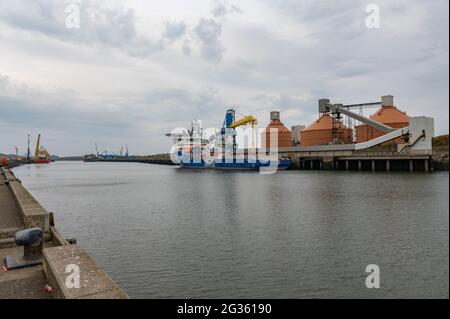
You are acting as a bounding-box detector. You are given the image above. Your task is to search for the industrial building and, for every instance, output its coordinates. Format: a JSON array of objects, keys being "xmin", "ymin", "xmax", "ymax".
[
  {"xmin": 266, "ymin": 95, "xmax": 435, "ymax": 172},
  {"xmin": 300, "ymin": 114, "xmax": 353, "ymax": 146},
  {"xmin": 261, "ymin": 112, "xmax": 292, "ymax": 149},
  {"xmin": 356, "ymin": 96, "xmax": 409, "ymax": 144},
  {"xmin": 260, "ymin": 96, "xmax": 419, "ymax": 150}
]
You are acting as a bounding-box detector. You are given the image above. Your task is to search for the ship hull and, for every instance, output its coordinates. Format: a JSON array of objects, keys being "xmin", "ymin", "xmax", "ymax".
[
  {"xmin": 34, "ymin": 159, "xmax": 50, "ymax": 164},
  {"xmin": 179, "ymin": 159, "xmax": 292, "ymax": 171}
]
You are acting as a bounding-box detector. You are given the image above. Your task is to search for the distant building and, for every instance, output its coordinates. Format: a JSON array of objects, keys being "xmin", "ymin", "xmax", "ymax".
[
  {"xmin": 261, "ymin": 112, "xmax": 292, "ymax": 149},
  {"xmin": 356, "ymin": 96, "xmax": 409, "ymax": 144},
  {"xmin": 300, "ymin": 114, "xmax": 353, "ymax": 146}
]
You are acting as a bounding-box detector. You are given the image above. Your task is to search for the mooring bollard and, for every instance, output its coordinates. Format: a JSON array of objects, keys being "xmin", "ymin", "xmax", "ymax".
[{"xmin": 4, "ymin": 228, "xmax": 44, "ymax": 270}]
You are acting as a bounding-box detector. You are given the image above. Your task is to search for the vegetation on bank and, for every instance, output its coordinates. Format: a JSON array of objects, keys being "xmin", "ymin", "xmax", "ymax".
[{"xmin": 432, "ymin": 134, "xmax": 449, "ymax": 152}]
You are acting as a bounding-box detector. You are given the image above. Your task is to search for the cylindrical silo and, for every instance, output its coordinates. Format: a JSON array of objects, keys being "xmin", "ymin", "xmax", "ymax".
[
  {"xmin": 300, "ymin": 114, "xmax": 353, "ymax": 146},
  {"xmin": 261, "ymin": 111, "xmax": 292, "ymax": 149},
  {"xmin": 356, "ymin": 96, "xmax": 409, "ymax": 143}
]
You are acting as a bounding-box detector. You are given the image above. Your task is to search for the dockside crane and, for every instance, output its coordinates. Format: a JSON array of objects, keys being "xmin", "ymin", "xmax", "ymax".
[
  {"xmin": 27, "ymin": 134, "xmax": 31, "ymax": 163},
  {"xmin": 34, "ymin": 134, "xmax": 50, "ymax": 164},
  {"xmin": 220, "ymin": 108, "xmax": 258, "ymax": 154}
]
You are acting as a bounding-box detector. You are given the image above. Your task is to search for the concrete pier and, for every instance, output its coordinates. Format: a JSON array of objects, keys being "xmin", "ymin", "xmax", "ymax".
[
  {"xmin": 294, "ymin": 152, "xmax": 436, "ymax": 172},
  {"xmin": 0, "ymin": 167, "xmax": 127, "ymax": 299}
]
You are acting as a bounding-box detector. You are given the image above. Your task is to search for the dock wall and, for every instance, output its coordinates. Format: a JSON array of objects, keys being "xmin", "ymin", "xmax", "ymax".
[
  {"xmin": 0, "ymin": 167, "xmax": 128, "ymax": 299},
  {"xmin": 281, "ymin": 150, "xmax": 448, "ymax": 172}
]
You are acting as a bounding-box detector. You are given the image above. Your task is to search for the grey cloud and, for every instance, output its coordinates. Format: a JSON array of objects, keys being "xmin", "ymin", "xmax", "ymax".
[
  {"xmin": 212, "ymin": 2, "xmax": 242, "ymax": 18},
  {"xmin": 163, "ymin": 21, "xmax": 187, "ymax": 42},
  {"xmin": 333, "ymin": 61, "xmax": 373, "ymax": 78},
  {"xmin": 0, "ymin": 1, "xmax": 232, "ymax": 63},
  {"xmin": 182, "ymin": 40, "xmax": 192, "ymax": 56},
  {"xmin": 0, "ymin": 73, "xmax": 227, "ymax": 155},
  {"xmin": 273, "ymin": 94, "xmax": 305, "ymax": 109},
  {"xmin": 194, "ymin": 18, "xmax": 225, "ymax": 63},
  {"xmin": 212, "ymin": 3, "xmax": 227, "ymax": 18},
  {"xmin": 0, "ymin": 0, "xmax": 160, "ymax": 57}
]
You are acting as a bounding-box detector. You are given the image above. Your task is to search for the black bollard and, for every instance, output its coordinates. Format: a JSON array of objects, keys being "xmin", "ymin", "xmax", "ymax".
[{"xmin": 5, "ymin": 228, "xmax": 44, "ymax": 270}]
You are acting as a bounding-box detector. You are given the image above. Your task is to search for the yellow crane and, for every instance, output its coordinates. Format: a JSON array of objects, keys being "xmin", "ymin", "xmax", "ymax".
[
  {"xmin": 34, "ymin": 134, "xmax": 50, "ymax": 164},
  {"xmin": 228, "ymin": 113, "xmax": 258, "ymax": 150}
]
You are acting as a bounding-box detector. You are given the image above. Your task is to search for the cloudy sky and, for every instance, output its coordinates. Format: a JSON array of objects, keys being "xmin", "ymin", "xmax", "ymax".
[{"xmin": 0, "ymin": 0, "xmax": 448, "ymax": 156}]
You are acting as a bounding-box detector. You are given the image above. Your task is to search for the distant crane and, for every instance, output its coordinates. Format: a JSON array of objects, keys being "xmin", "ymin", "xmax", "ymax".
[
  {"xmin": 34, "ymin": 134, "xmax": 50, "ymax": 164},
  {"xmin": 27, "ymin": 134, "xmax": 31, "ymax": 163},
  {"xmin": 94, "ymin": 143, "xmax": 100, "ymax": 156}
]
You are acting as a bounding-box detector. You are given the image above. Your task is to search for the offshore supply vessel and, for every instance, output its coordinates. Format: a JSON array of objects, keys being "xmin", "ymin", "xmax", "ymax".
[
  {"xmin": 33, "ymin": 134, "xmax": 50, "ymax": 164},
  {"xmin": 167, "ymin": 109, "xmax": 291, "ymax": 171}
]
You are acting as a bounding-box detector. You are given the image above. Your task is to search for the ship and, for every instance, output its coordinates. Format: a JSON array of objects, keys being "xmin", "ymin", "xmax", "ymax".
[
  {"xmin": 166, "ymin": 109, "xmax": 292, "ymax": 171},
  {"xmin": 33, "ymin": 134, "xmax": 50, "ymax": 164}
]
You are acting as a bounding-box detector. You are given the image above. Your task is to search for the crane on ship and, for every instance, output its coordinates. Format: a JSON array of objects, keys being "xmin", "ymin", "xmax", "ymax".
[
  {"xmin": 221, "ymin": 108, "xmax": 258, "ymax": 152},
  {"xmin": 34, "ymin": 134, "xmax": 50, "ymax": 164}
]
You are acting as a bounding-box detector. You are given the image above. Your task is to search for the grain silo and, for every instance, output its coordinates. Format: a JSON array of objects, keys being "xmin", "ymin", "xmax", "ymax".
[
  {"xmin": 356, "ymin": 96, "xmax": 409, "ymax": 143},
  {"xmin": 261, "ymin": 111, "xmax": 292, "ymax": 149},
  {"xmin": 300, "ymin": 114, "xmax": 353, "ymax": 146}
]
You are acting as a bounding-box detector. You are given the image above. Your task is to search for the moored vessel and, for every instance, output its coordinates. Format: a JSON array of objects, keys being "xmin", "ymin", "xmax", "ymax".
[{"xmin": 167, "ymin": 111, "xmax": 292, "ymax": 171}]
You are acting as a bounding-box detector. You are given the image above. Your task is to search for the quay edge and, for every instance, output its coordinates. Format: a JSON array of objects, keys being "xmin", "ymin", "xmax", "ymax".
[{"xmin": 0, "ymin": 167, "xmax": 128, "ymax": 299}]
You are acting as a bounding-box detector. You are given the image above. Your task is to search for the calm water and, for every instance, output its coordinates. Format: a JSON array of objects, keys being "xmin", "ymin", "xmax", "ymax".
[{"xmin": 13, "ymin": 162, "xmax": 449, "ymax": 298}]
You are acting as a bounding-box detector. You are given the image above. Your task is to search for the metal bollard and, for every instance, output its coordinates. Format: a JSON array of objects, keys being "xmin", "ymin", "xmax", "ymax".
[{"xmin": 4, "ymin": 228, "xmax": 44, "ymax": 270}]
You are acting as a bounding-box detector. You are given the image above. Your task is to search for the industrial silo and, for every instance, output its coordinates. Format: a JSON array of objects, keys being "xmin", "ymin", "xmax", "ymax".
[
  {"xmin": 300, "ymin": 114, "xmax": 353, "ymax": 146},
  {"xmin": 261, "ymin": 111, "xmax": 292, "ymax": 149},
  {"xmin": 356, "ymin": 96, "xmax": 409, "ymax": 143}
]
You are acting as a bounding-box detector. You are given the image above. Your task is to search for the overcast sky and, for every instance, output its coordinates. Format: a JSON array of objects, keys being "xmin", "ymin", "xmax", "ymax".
[{"xmin": 0, "ymin": 0, "xmax": 448, "ymax": 156}]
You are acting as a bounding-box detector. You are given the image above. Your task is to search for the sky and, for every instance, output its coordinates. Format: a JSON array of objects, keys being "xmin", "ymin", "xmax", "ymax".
[{"xmin": 0, "ymin": 0, "xmax": 448, "ymax": 156}]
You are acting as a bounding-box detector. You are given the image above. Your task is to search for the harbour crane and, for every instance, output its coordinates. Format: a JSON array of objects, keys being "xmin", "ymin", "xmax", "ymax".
[
  {"xmin": 221, "ymin": 108, "xmax": 258, "ymax": 152},
  {"xmin": 34, "ymin": 134, "xmax": 50, "ymax": 164},
  {"xmin": 27, "ymin": 134, "xmax": 31, "ymax": 163}
]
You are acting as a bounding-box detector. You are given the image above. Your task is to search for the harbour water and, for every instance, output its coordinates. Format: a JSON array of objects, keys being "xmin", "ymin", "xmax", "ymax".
[{"xmin": 12, "ymin": 162, "xmax": 449, "ymax": 298}]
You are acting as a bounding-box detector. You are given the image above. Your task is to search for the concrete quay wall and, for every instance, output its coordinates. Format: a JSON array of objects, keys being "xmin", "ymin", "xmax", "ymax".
[{"xmin": 0, "ymin": 167, "xmax": 128, "ymax": 299}]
